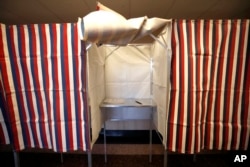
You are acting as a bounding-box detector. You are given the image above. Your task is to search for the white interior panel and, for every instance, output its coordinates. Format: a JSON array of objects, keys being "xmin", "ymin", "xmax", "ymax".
[
  {"xmin": 87, "ymin": 44, "xmax": 106, "ymax": 146},
  {"xmin": 151, "ymin": 23, "xmax": 172, "ymax": 148},
  {"xmin": 104, "ymin": 45, "xmax": 152, "ymax": 99}
]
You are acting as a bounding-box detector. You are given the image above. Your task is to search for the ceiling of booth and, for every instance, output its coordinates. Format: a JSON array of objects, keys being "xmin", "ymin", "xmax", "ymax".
[{"xmin": 0, "ymin": 0, "xmax": 250, "ymax": 25}]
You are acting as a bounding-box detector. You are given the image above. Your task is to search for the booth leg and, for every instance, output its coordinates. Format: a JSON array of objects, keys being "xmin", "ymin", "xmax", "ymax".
[
  {"xmin": 104, "ymin": 122, "xmax": 107, "ymax": 163},
  {"xmin": 193, "ymin": 154, "xmax": 197, "ymax": 162},
  {"xmin": 60, "ymin": 153, "xmax": 64, "ymax": 163},
  {"xmin": 149, "ymin": 120, "xmax": 152, "ymax": 163},
  {"xmin": 87, "ymin": 151, "xmax": 92, "ymax": 167},
  {"xmin": 163, "ymin": 150, "xmax": 167, "ymax": 167},
  {"xmin": 13, "ymin": 151, "xmax": 20, "ymax": 167}
]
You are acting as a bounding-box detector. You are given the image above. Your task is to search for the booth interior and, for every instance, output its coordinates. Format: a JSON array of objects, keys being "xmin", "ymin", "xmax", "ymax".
[
  {"xmin": 84, "ymin": 2, "xmax": 172, "ymax": 148},
  {"xmin": 86, "ymin": 24, "xmax": 172, "ymax": 148}
]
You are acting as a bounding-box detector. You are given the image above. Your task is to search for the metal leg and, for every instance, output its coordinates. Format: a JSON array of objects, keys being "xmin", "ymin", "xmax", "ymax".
[
  {"xmin": 13, "ymin": 151, "xmax": 20, "ymax": 167},
  {"xmin": 104, "ymin": 122, "xmax": 107, "ymax": 163},
  {"xmin": 149, "ymin": 120, "xmax": 152, "ymax": 163},
  {"xmin": 193, "ymin": 154, "xmax": 197, "ymax": 162},
  {"xmin": 87, "ymin": 151, "xmax": 92, "ymax": 167},
  {"xmin": 60, "ymin": 153, "xmax": 64, "ymax": 163},
  {"xmin": 163, "ymin": 149, "xmax": 167, "ymax": 167}
]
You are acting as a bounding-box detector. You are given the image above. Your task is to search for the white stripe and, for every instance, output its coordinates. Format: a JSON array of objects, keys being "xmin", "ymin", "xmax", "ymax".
[
  {"xmin": 67, "ymin": 24, "xmax": 77, "ymax": 150},
  {"xmin": 1, "ymin": 24, "xmax": 24, "ymax": 149}
]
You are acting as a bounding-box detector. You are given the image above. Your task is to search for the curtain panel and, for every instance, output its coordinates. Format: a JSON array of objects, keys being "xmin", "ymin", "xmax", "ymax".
[
  {"xmin": 0, "ymin": 23, "xmax": 90, "ymax": 152},
  {"xmin": 168, "ymin": 19, "xmax": 250, "ymax": 153}
]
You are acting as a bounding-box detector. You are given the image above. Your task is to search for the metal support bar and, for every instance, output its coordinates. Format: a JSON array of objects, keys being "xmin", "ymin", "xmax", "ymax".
[
  {"xmin": 164, "ymin": 149, "xmax": 167, "ymax": 167},
  {"xmin": 87, "ymin": 151, "xmax": 92, "ymax": 167},
  {"xmin": 13, "ymin": 151, "xmax": 20, "ymax": 167},
  {"xmin": 193, "ymin": 154, "xmax": 197, "ymax": 162},
  {"xmin": 149, "ymin": 113, "xmax": 153, "ymax": 163},
  {"xmin": 149, "ymin": 123, "xmax": 152, "ymax": 163},
  {"xmin": 149, "ymin": 34, "xmax": 168, "ymax": 50},
  {"xmin": 104, "ymin": 121, "xmax": 107, "ymax": 163},
  {"xmin": 60, "ymin": 153, "xmax": 64, "ymax": 164}
]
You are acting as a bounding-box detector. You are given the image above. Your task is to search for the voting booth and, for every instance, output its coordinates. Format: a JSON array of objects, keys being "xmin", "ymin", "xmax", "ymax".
[{"xmin": 0, "ymin": 2, "xmax": 249, "ymax": 167}]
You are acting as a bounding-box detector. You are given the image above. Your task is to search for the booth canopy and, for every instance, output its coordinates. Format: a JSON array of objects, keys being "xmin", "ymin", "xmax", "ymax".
[{"xmin": 83, "ymin": 2, "xmax": 171, "ymax": 45}]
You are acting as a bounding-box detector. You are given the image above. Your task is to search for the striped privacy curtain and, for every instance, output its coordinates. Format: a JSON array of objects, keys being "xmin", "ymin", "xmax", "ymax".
[
  {"xmin": 0, "ymin": 22, "xmax": 90, "ymax": 152},
  {"xmin": 167, "ymin": 19, "xmax": 250, "ymax": 153}
]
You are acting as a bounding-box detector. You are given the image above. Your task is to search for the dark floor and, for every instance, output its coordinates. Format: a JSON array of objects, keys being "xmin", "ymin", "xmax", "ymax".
[
  {"xmin": 1, "ymin": 130, "xmax": 249, "ymax": 167},
  {"xmin": 1, "ymin": 151, "xmax": 249, "ymax": 167}
]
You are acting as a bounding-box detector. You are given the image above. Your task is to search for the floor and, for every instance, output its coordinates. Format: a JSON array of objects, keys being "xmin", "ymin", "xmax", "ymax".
[
  {"xmin": 1, "ymin": 130, "xmax": 249, "ymax": 167},
  {"xmin": 1, "ymin": 149, "xmax": 249, "ymax": 167}
]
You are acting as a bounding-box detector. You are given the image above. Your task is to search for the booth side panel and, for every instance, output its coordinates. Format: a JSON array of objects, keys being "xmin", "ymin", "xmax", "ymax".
[
  {"xmin": 167, "ymin": 19, "xmax": 250, "ymax": 154},
  {"xmin": 0, "ymin": 23, "xmax": 91, "ymax": 152}
]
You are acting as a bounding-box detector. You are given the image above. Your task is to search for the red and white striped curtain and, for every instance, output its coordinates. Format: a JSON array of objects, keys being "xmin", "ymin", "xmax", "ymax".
[
  {"xmin": 0, "ymin": 22, "xmax": 90, "ymax": 152},
  {"xmin": 167, "ymin": 19, "xmax": 250, "ymax": 153}
]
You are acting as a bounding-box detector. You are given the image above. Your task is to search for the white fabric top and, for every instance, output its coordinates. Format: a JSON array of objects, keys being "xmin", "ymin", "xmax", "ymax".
[{"xmin": 83, "ymin": 2, "xmax": 171, "ymax": 45}]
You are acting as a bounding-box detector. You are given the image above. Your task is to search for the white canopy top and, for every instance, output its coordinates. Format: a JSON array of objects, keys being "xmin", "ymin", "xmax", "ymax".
[{"xmin": 83, "ymin": 2, "xmax": 171, "ymax": 45}]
